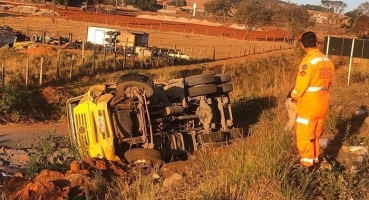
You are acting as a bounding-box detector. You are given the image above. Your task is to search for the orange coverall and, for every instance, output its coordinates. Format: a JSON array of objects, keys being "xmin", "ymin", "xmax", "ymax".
[{"xmin": 291, "ymin": 49, "xmax": 334, "ymax": 167}]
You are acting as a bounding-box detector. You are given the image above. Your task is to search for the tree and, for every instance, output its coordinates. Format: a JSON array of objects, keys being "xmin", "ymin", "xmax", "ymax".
[
  {"xmin": 125, "ymin": 0, "xmax": 157, "ymax": 10},
  {"xmin": 321, "ymin": 0, "xmax": 347, "ymax": 14},
  {"xmin": 352, "ymin": 15, "xmax": 369, "ymax": 38},
  {"xmin": 168, "ymin": 0, "xmax": 187, "ymax": 7},
  {"xmin": 57, "ymin": 0, "xmax": 69, "ymax": 9},
  {"xmin": 321, "ymin": 0, "xmax": 347, "ymax": 33},
  {"xmin": 275, "ymin": 4, "xmax": 314, "ymax": 41},
  {"xmin": 302, "ymin": 4, "xmax": 328, "ymax": 12},
  {"xmin": 91, "ymin": 0, "xmax": 99, "ymax": 11},
  {"xmin": 43, "ymin": 0, "xmax": 69, "ymax": 9},
  {"xmin": 235, "ymin": 0, "xmax": 272, "ymax": 39},
  {"xmin": 357, "ymin": 2, "xmax": 369, "ymax": 16},
  {"xmin": 341, "ymin": 9, "xmax": 362, "ymax": 30},
  {"xmin": 204, "ymin": 0, "xmax": 239, "ymax": 22}
]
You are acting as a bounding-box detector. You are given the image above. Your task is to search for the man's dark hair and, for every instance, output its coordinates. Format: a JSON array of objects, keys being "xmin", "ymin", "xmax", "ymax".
[{"xmin": 300, "ymin": 31, "xmax": 317, "ymax": 48}]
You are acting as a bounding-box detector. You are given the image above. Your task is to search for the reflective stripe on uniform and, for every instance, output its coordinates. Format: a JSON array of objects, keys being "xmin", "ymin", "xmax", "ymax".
[
  {"xmin": 296, "ymin": 117, "xmax": 309, "ymax": 125},
  {"xmin": 301, "ymin": 158, "xmax": 314, "ymax": 164},
  {"xmin": 292, "ymin": 89, "xmax": 298, "ymax": 94},
  {"xmin": 310, "ymin": 57, "xmax": 330, "ymax": 65},
  {"xmin": 306, "ymin": 87, "xmax": 328, "ymax": 92}
]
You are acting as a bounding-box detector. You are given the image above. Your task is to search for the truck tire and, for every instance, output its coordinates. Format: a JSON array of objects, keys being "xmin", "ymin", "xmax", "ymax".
[
  {"xmin": 215, "ymin": 74, "xmax": 231, "ymax": 84},
  {"xmin": 117, "ymin": 74, "xmax": 154, "ymax": 97},
  {"xmin": 187, "ymin": 84, "xmax": 217, "ymax": 97},
  {"xmin": 124, "ymin": 148, "xmax": 162, "ymax": 166},
  {"xmin": 217, "ymin": 83, "xmax": 233, "ymax": 94},
  {"xmin": 185, "ymin": 74, "xmax": 215, "ymax": 87}
]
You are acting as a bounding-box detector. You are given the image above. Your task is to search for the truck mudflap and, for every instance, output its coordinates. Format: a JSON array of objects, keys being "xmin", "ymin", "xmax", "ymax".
[{"xmin": 196, "ymin": 128, "xmax": 243, "ymax": 144}]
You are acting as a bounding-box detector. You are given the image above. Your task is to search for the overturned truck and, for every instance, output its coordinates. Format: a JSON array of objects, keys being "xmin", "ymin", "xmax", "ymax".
[{"xmin": 66, "ymin": 73, "xmax": 242, "ymax": 165}]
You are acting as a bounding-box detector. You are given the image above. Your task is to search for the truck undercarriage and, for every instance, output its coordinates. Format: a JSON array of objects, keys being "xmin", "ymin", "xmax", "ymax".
[{"xmin": 66, "ymin": 73, "xmax": 242, "ymax": 165}]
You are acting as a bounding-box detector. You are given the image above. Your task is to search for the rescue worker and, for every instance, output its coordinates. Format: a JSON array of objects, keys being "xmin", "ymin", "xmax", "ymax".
[{"xmin": 290, "ymin": 31, "xmax": 334, "ymax": 167}]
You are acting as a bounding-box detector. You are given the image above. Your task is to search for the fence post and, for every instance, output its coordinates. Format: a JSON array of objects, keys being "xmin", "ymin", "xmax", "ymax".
[
  {"xmin": 28, "ymin": 27, "xmax": 31, "ymax": 39},
  {"xmin": 82, "ymin": 41, "xmax": 85, "ymax": 68},
  {"xmin": 26, "ymin": 58, "xmax": 29, "ymax": 90},
  {"xmin": 70, "ymin": 55, "xmax": 74, "ymax": 80},
  {"xmin": 39, "ymin": 57, "xmax": 43, "ymax": 86},
  {"xmin": 56, "ymin": 59, "xmax": 59, "ymax": 85},
  {"xmin": 172, "ymin": 48, "xmax": 175, "ymax": 66},
  {"xmin": 123, "ymin": 39, "xmax": 127, "ymax": 69},
  {"xmin": 1, "ymin": 61, "xmax": 4, "ymax": 91},
  {"xmin": 213, "ymin": 46, "xmax": 216, "ymax": 61},
  {"xmin": 104, "ymin": 46, "xmax": 107, "ymax": 69},
  {"xmin": 132, "ymin": 47, "xmax": 136, "ymax": 67},
  {"xmin": 92, "ymin": 48, "xmax": 96, "ymax": 74},
  {"xmin": 114, "ymin": 42, "xmax": 117, "ymax": 71},
  {"xmin": 228, "ymin": 46, "xmax": 232, "ymax": 59}
]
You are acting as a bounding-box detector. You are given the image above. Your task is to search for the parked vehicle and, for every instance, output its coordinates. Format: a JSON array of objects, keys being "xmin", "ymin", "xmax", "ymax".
[
  {"xmin": 66, "ymin": 73, "xmax": 242, "ymax": 165},
  {"xmin": 168, "ymin": 50, "xmax": 190, "ymax": 60}
]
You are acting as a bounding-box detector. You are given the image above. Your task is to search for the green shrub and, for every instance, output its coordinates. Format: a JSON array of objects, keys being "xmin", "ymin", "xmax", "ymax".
[
  {"xmin": 0, "ymin": 88, "xmax": 27, "ymax": 112},
  {"xmin": 26, "ymin": 133, "xmax": 76, "ymax": 178}
]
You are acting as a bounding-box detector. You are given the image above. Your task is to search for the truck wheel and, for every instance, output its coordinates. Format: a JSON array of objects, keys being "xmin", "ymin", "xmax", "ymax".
[
  {"xmin": 185, "ymin": 74, "xmax": 215, "ymax": 87},
  {"xmin": 187, "ymin": 84, "xmax": 217, "ymax": 97},
  {"xmin": 217, "ymin": 83, "xmax": 233, "ymax": 94},
  {"xmin": 215, "ymin": 74, "xmax": 231, "ymax": 84},
  {"xmin": 117, "ymin": 74, "xmax": 154, "ymax": 97},
  {"xmin": 124, "ymin": 148, "xmax": 162, "ymax": 167}
]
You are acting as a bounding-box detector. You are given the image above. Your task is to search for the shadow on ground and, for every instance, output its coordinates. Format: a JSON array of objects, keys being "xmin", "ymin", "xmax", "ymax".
[
  {"xmin": 0, "ymin": 13, "xmax": 20, "ymax": 17},
  {"xmin": 324, "ymin": 110, "xmax": 368, "ymax": 170},
  {"xmin": 232, "ymin": 96, "xmax": 278, "ymax": 135}
]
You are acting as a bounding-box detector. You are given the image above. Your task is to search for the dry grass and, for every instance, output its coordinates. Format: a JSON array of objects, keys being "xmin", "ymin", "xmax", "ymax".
[
  {"xmin": 1, "ymin": 44, "xmax": 369, "ymax": 199},
  {"xmin": 96, "ymin": 52, "xmax": 369, "ymax": 200}
]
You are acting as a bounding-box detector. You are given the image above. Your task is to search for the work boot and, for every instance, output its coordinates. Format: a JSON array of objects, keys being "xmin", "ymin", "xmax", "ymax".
[{"xmin": 300, "ymin": 158, "xmax": 314, "ymax": 167}]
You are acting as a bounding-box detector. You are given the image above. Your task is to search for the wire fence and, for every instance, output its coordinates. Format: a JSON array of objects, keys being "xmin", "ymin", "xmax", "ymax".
[{"xmin": 0, "ymin": 39, "xmax": 294, "ymax": 91}]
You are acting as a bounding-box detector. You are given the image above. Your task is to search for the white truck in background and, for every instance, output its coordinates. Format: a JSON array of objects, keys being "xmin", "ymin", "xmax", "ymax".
[{"xmin": 86, "ymin": 26, "xmax": 119, "ymax": 45}]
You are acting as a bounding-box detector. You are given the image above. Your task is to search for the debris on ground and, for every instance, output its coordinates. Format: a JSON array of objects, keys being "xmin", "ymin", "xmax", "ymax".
[
  {"xmin": 163, "ymin": 173, "xmax": 183, "ymax": 188},
  {"xmin": 40, "ymin": 86, "xmax": 72, "ymax": 105},
  {"xmin": 0, "ymin": 158, "xmax": 128, "ymax": 199},
  {"xmin": 355, "ymin": 105, "xmax": 367, "ymax": 115},
  {"xmin": 342, "ymin": 145, "xmax": 368, "ymax": 155}
]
